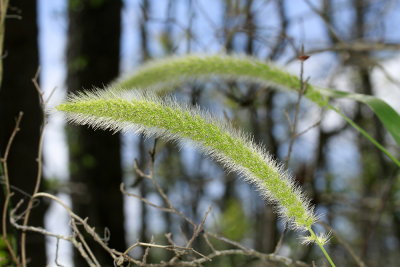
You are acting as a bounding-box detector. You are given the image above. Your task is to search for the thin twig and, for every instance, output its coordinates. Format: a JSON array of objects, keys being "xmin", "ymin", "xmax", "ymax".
[
  {"xmin": 21, "ymin": 67, "xmax": 48, "ymax": 267},
  {"xmin": 273, "ymin": 224, "xmax": 288, "ymax": 254},
  {"xmin": 168, "ymin": 205, "xmax": 213, "ymax": 264},
  {"xmin": 284, "ymin": 47, "xmax": 309, "ymax": 168},
  {"xmin": 276, "ymin": 45, "xmax": 309, "ymax": 254},
  {"xmin": 179, "ymin": 249, "xmax": 310, "ymax": 267},
  {"xmin": 295, "ymin": 118, "xmax": 322, "ymax": 138},
  {"xmin": 22, "ymin": 192, "xmax": 125, "ymax": 263},
  {"xmin": 55, "ymin": 238, "xmax": 64, "ymax": 267},
  {"xmin": 71, "ymin": 218, "xmax": 101, "ymax": 267},
  {"xmin": 202, "ymin": 232, "xmax": 216, "ymax": 253},
  {"xmin": 1, "ymin": 112, "xmax": 23, "ymax": 267},
  {"xmin": 141, "ymin": 235, "xmax": 154, "ymax": 264},
  {"xmin": 10, "ymin": 203, "xmax": 98, "ymax": 267},
  {"xmin": 130, "ymin": 140, "xmax": 198, "ymax": 228},
  {"xmin": 205, "ymin": 231, "xmax": 250, "ymax": 252}
]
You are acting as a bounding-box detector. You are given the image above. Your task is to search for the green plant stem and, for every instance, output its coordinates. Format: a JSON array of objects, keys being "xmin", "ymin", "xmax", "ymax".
[
  {"xmin": 331, "ymin": 104, "xmax": 400, "ymax": 168},
  {"xmin": 308, "ymin": 227, "xmax": 336, "ymax": 267}
]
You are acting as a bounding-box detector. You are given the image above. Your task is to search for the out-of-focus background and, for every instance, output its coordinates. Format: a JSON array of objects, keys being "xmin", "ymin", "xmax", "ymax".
[{"xmin": 1, "ymin": 0, "xmax": 400, "ymax": 266}]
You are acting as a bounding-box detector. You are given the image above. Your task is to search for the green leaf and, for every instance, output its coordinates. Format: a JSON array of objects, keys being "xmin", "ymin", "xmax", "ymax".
[{"xmin": 318, "ymin": 87, "xmax": 400, "ymax": 148}]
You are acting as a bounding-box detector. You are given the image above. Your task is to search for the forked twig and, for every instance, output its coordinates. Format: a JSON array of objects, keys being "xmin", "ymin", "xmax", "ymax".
[
  {"xmin": 20, "ymin": 67, "xmax": 48, "ymax": 267},
  {"xmin": 1, "ymin": 111, "xmax": 23, "ymax": 267},
  {"xmin": 122, "ymin": 138, "xmax": 310, "ymax": 266}
]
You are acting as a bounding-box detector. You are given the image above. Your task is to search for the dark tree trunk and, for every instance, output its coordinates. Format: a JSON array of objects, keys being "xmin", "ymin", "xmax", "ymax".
[
  {"xmin": 66, "ymin": 0, "xmax": 125, "ymax": 266},
  {"xmin": 0, "ymin": 0, "xmax": 47, "ymax": 265}
]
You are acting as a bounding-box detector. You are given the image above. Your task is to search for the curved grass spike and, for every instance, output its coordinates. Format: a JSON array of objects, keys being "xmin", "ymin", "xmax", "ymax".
[
  {"xmin": 57, "ymin": 90, "xmax": 336, "ymax": 266},
  {"xmin": 112, "ymin": 55, "xmax": 400, "ymax": 167}
]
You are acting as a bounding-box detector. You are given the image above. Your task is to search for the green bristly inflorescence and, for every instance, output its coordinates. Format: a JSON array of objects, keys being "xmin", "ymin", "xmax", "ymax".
[
  {"xmin": 112, "ymin": 55, "xmax": 328, "ymax": 107},
  {"xmin": 57, "ymin": 90, "xmax": 316, "ymax": 231}
]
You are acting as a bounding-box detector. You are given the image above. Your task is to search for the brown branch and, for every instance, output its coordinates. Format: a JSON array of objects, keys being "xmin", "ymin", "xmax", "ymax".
[
  {"xmin": 168, "ymin": 205, "xmax": 212, "ymax": 265},
  {"xmin": 1, "ymin": 112, "xmax": 23, "ymax": 267},
  {"xmin": 20, "ymin": 67, "xmax": 47, "ymax": 267},
  {"xmin": 71, "ymin": 218, "xmax": 101, "ymax": 267},
  {"xmin": 284, "ymin": 46, "xmax": 309, "ymax": 168},
  {"xmin": 9, "ymin": 200, "xmax": 98, "ymax": 267},
  {"xmin": 54, "ymin": 238, "xmax": 64, "ymax": 267},
  {"xmin": 124, "ymin": 138, "xmax": 310, "ymax": 266},
  {"xmin": 307, "ymin": 42, "xmax": 400, "ymax": 55},
  {"xmin": 179, "ymin": 249, "xmax": 310, "ymax": 267},
  {"xmin": 275, "ymin": 45, "xmax": 309, "ymax": 254}
]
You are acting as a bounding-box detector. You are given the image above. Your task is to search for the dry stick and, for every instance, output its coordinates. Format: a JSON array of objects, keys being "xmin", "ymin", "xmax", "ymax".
[
  {"xmin": 123, "ymin": 190, "xmax": 311, "ymax": 266},
  {"xmin": 202, "ymin": 232, "xmax": 216, "ymax": 253},
  {"xmin": 71, "ymin": 218, "xmax": 101, "ymax": 267},
  {"xmin": 128, "ymin": 162, "xmax": 197, "ymax": 228},
  {"xmin": 20, "ymin": 68, "xmax": 47, "ymax": 267},
  {"xmin": 168, "ymin": 205, "xmax": 213, "ymax": 265},
  {"xmin": 148, "ymin": 140, "xmax": 213, "ymax": 262},
  {"xmin": 295, "ymin": 119, "xmax": 322, "ymax": 139},
  {"xmin": 55, "ymin": 238, "xmax": 64, "ymax": 267},
  {"xmin": 9, "ymin": 199, "xmax": 99, "ymax": 267},
  {"xmin": 142, "ymin": 235, "xmax": 154, "ymax": 264},
  {"xmin": 148, "ymin": 139, "xmax": 176, "ymax": 211},
  {"xmin": 180, "ymin": 249, "xmax": 311, "ymax": 267},
  {"xmin": 1, "ymin": 112, "xmax": 23, "ymax": 267},
  {"xmin": 123, "ymin": 241, "xmax": 206, "ymax": 259},
  {"xmin": 121, "ymin": 183, "xmax": 175, "ymax": 213},
  {"xmin": 302, "ymin": 0, "xmax": 343, "ymax": 45},
  {"xmin": 29, "ymin": 192, "xmax": 132, "ymax": 265},
  {"xmin": 127, "ymin": 139, "xmax": 210, "ymax": 263},
  {"xmin": 274, "ymin": 45, "xmax": 309, "ymax": 254},
  {"xmin": 205, "ymin": 231, "xmax": 250, "ymax": 253},
  {"xmin": 129, "ymin": 144, "xmax": 310, "ymax": 266},
  {"xmin": 123, "ymin": 138, "xmax": 311, "ymax": 266},
  {"xmin": 151, "ymin": 140, "xmax": 196, "ymax": 227},
  {"xmin": 165, "ymin": 232, "xmax": 186, "ymax": 259}
]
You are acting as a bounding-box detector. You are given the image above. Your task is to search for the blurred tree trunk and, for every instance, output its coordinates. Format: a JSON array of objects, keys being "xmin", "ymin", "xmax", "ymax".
[
  {"xmin": 137, "ymin": 0, "xmax": 150, "ymax": 248},
  {"xmin": 351, "ymin": 0, "xmax": 392, "ymax": 262},
  {"xmin": 66, "ymin": 0, "xmax": 125, "ymax": 266},
  {"xmin": 0, "ymin": 0, "xmax": 47, "ymax": 265}
]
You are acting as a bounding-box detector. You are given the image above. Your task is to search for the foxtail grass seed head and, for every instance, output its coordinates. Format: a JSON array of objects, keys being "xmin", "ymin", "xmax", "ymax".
[
  {"xmin": 57, "ymin": 89, "xmax": 325, "ymax": 237},
  {"xmin": 111, "ymin": 54, "xmax": 328, "ymax": 107}
]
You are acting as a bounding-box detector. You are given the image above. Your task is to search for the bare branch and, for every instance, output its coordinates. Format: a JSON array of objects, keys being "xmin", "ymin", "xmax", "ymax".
[{"xmin": 1, "ymin": 111, "xmax": 23, "ymax": 267}]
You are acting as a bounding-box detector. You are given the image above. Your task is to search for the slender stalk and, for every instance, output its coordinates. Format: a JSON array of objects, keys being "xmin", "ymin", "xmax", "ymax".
[
  {"xmin": 308, "ymin": 227, "xmax": 336, "ymax": 267},
  {"xmin": 332, "ymin": 105, "xmax": 400, "ymax": 168}
]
